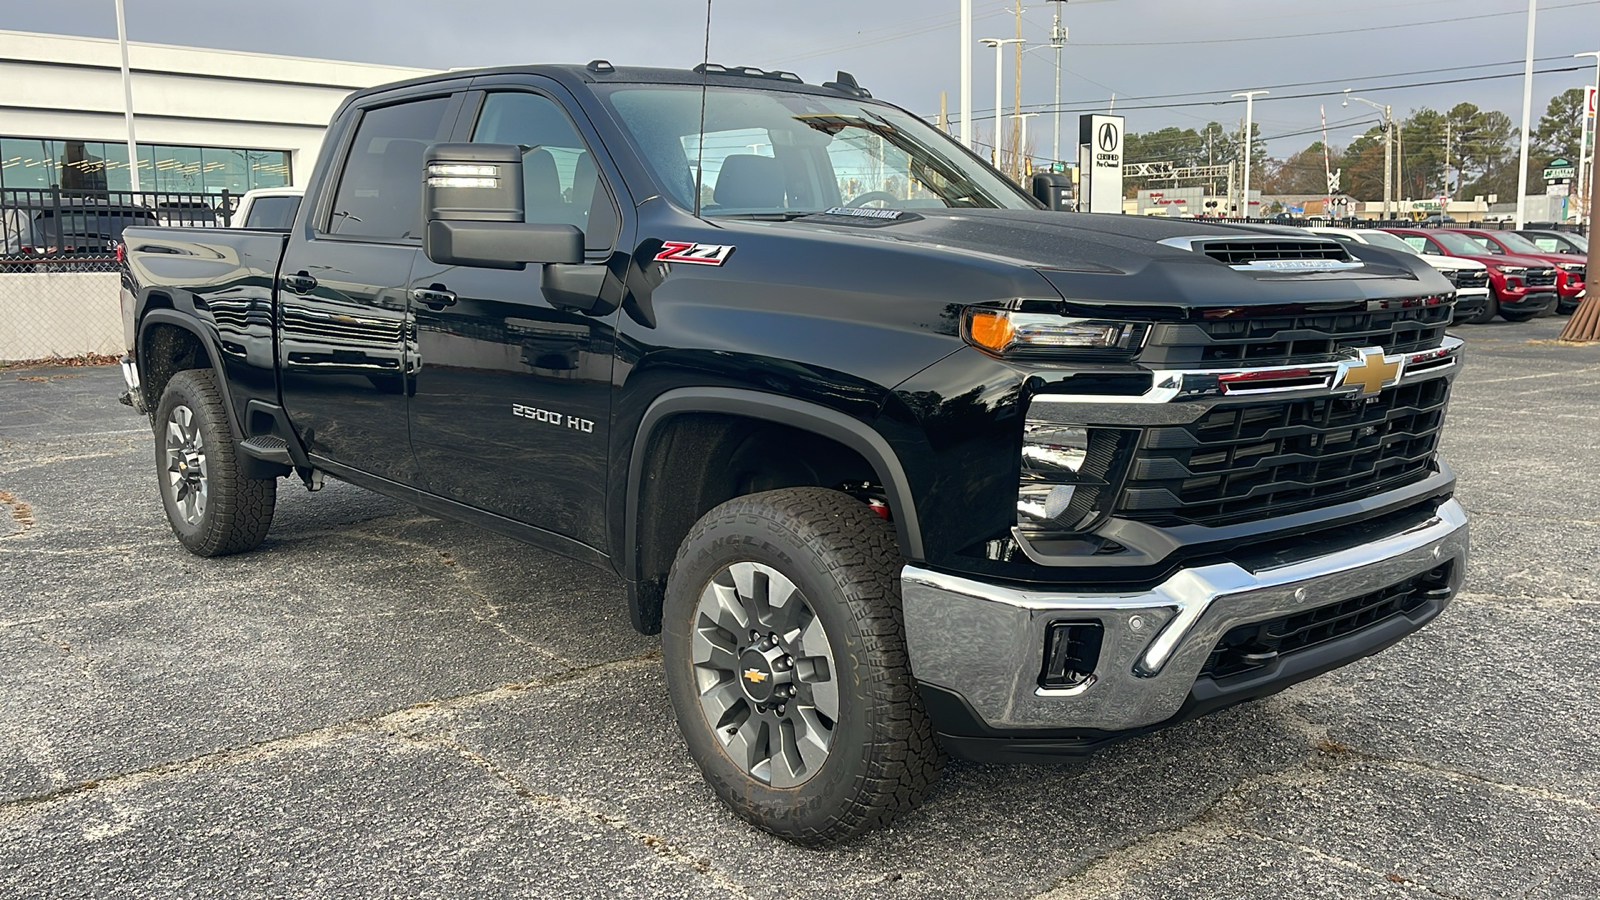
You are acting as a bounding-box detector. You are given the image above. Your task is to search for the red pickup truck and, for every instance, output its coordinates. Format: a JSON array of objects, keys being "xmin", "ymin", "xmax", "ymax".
[
  {"xmin": 1448, "ymin": 228, "xmax": 1585, "ymax": 314},
  {"xmin": 1385, "ymin": 228, "xmax": 1558, "ymax": 322}
]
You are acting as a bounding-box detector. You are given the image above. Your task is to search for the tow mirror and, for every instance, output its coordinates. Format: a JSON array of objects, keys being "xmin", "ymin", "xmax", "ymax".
[{"xmin": 422, "ymin": 142, "xmax": 583, "ymax": 270}]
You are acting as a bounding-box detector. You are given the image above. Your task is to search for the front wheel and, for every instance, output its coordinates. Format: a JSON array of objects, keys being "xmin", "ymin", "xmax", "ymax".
[
  {"xmin": 154, "ymin": 369, "xmax": 277, "ymax": 556},
  {"xmin": 1465, "ymin": 293, "xmax": 1499, "ymax": 325},
  {"xmin": 662, "ymin": 487, "xmax": 943, "ymax": 846}
]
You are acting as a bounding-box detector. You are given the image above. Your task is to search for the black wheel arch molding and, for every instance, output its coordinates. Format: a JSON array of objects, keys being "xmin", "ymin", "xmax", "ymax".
[{"xmin": 621, "ymin": 387, "xmax": 926, "ymax": 632}]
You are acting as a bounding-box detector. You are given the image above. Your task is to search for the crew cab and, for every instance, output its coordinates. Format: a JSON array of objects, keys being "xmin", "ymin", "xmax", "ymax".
[
  {"xmin": 1385, "ymin": 227, "xmax": 1558, "ymax": 321},
  {"xmin": 117, "ymin": 62, "xmax": 1469, "ymax": 845},
  {"xmin": 229, "ymin": 186, "xmax": 304, "ymax": 231},
  {"xmin": 1309, "ymin": 226, "xmax": 1492, "ymax": 324},
  {"xmin": 1448, "ymin": 228, "xmax": 1585, "ymax": 314}
]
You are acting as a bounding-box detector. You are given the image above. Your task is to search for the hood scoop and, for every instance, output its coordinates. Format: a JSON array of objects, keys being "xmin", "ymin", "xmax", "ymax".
[{"xmin": 1159, "ymin": 236, "xmax": 1363, "ymax": 273}]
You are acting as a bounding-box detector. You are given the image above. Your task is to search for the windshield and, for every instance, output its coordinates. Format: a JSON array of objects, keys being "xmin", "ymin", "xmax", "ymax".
[
  {"xmin": 1430, "ymin": 231, "xmax": 1487, "ymax": 255},
  {"xmin": 598, "ymin": 84, "xmax": 1034, "ymax": 216},
  {"xmin": 1488, "ymin": 231, "xmax": 1547, "ymax": 255},
  {"xmin": 1358, "ymin": 231, "xmax": 1418, "ymax": 255}
]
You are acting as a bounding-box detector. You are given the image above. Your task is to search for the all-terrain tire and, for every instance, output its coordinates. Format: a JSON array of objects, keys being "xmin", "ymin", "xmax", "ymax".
[
  {"xmin": 1466, "ymin": 293, "xmax": 1499, "ymax": 325},
  {"xmin": 662, "ymin": 487, "xmax": 944, "ymax": 846},
  {"xmin": 154, "ymin": 369, "xmax": 276, "ymax": 556}
]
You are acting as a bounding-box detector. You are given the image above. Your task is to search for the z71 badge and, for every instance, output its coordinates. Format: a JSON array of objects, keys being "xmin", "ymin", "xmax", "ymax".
[{"xmin": 654, "ymin": 241, "xmax": 735, "ymax": 266}]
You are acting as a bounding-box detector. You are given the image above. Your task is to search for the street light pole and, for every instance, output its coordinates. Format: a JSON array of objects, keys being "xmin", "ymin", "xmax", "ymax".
[
  {"xmin": 1514, "ymin": 0, "xmax": 1537, "ymax": 229},
  {"xmin": 1346, "ymin": 91, "xmax": 1394, "ymax": 220},
  {"xmin": 981, "ymin": 38, "xmax": 1024, "ymax": 168},
  {"xmin": 959, "ymin": 0, "xmax": 973, "ymax": 150},
  {"xmin": 1012, "ymin": 112, "xmax": 1040, "ymax": 179},
  {"xmin": 1232, "ymin": 90, "xmax": 1267, "ymax": 219},
  {"xmin": 115, "ymin": 0, "xmax": 140, "ymax": 193}
]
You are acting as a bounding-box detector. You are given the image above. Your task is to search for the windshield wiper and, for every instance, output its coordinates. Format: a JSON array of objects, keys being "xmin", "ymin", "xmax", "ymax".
[{"xmin": 709, "ymin": 211, "xmax": 821, "ymax": 221}]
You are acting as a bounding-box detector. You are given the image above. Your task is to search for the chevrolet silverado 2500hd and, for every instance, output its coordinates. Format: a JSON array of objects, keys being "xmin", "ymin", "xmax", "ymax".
[{"xmin": 118, "ymin": 62, "xmax": 1469, "ymax": 845}]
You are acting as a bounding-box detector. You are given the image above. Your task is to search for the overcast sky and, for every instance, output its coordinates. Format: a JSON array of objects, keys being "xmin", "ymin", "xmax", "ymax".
[{"xmin": 10, "ymin": 0, "xmax": 1600, "ymax": 159}]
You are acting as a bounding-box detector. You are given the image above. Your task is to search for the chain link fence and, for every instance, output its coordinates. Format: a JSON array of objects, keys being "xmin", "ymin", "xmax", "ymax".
[{"xmin": 1, "ymin": 187, "xmax": 237, "ymax": 364}]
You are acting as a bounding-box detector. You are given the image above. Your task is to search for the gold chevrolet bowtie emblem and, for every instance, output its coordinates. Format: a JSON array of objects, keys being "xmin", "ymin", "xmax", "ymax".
[
  {"xmin": 1337, "ymin": 347, "xmax": 1402, "ymax": 397},
  {"xmin": 743, "ymin": 668, "xmax": 768, "ymax": 684}
]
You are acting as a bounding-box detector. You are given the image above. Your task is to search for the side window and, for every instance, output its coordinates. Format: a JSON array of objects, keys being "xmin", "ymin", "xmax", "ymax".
[
  {"xmin": 327, "ymin": 96, "xmax": 453, "ymax": 240},
  {"xmin": 1470, "ymin": 236, "xmax": 1501, "ymax": 254},
  {"xmin": 471, "ymin": 92, "xmax": 619, "ymax": 251}
]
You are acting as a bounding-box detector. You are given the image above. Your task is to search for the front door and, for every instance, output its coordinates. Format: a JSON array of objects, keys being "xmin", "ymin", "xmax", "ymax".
[
  {"xmin": 407, "ymin": 88, "xmax": 624, "ymax": 551},
  {"xmin": 278, "ymin": 92, "xmax": 458, "ymax": 485}
]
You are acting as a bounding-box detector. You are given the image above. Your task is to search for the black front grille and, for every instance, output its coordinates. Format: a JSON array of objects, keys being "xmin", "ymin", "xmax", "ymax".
[
  {"xmin": 1118, "ymin": 377, "xmax": 1450, "ymax": 527},
  {"xmin": 1140, "ymin": 304, "xmax": 1451, "ymax": 369},
  {"xmin": 1527, "ymin": 268, "xmax": 1557, "ymax": 287},
  {"xmin": 1451, "ymin": 270, "xmax": 1489, "ymax": 290},
  {"xmin": 1199, "ymin": 562, "xmax": 1454, "ymax": 679},
  {"xmin": 1198, "ymin": 239, "xmax": 1350, "ymax": 266}
]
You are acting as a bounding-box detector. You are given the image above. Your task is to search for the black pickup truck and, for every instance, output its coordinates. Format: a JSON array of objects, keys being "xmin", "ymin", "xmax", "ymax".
[{"xmin": 118, "ymin": 62, "xmax": 1469, "ymax": 845}]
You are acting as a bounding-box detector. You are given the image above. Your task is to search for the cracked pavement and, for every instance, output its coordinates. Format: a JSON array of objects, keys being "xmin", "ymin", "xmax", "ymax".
[{"xmin": 2, "ymin": 315, "xmax": 1598, "ymax": 899}]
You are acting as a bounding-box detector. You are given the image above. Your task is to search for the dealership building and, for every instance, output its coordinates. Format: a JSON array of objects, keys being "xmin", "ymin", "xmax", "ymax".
[{"xmin": 0, "ymin": 29, "xmax": 435, "ymax": 196}]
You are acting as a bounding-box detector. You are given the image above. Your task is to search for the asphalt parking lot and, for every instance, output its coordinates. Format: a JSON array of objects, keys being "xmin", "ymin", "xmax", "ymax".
[{"xmin": 3, "ymin": 315, "xmax": 1599, "ymax": 899}]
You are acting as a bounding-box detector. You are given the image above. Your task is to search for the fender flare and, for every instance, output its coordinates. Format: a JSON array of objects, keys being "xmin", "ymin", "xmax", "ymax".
[
  {"xmin": 137, "ymin": 308, "xmax": 243, "ymax": 441},
  {"xmin": 624, "ymin": 387, "xmax": 925, "ymax": 583}
]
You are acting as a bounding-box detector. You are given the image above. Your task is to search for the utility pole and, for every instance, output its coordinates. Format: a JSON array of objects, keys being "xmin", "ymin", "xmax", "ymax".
[
  {"xmin": 1049, "ymin": 0, "xmax": 1068, "ymax": 166},
  {"xmin": 938, "ymin": 92, "xmax": 948, "ymax": 132},
  {"xmin": 1011, "ymin": 0, "xmax": 1024, "ymax": 182},
  {"xmin": 115, "ymin": 0, "xmax": 140, "ymax": 193},
  {"xmin": 1396, "ymin": 121, "xmax": 1404, "ymax": 205},
  {"xmin": 1346, "ymin": 91, "xmax": 1394, "ymax": 219},
  {"xmin": 981, "ymin": 37, "xmax": 1024, "ymax": 169},
  {"xmin": 1232, "ymin": 89, "xmax": 1268, "ymax": 220},
  {"xmin": 959, "ymin": 0, "xmax": 972, "ymax": 150},
  {"xmin": 1444, "ymin": 118, "xmax": 1452, "ymax": 207},
  {"xmin": 1514, "ymin": 0, "xmax": 1537, "ymax": 229}
]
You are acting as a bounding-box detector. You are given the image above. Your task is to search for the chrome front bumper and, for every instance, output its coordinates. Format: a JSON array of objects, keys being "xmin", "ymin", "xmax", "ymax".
[{"xmin": 903, "ymin": 498, "xmax": 1468, "ymax": 734}]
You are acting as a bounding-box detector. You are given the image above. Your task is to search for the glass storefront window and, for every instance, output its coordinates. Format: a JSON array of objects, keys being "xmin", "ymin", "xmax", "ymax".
[{"xmin": 1, "ymin": 137, "xmax": 291, "ymax": 195}]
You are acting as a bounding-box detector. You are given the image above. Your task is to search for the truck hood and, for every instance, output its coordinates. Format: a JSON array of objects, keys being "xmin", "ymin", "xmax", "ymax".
[{"xmin": 762, "ymin": 208, "xmax": 1445, "ymax": 309}]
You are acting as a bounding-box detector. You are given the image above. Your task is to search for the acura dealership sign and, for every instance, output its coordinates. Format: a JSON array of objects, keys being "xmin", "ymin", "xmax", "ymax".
[{"xmin": 1078, "ymin": 114, "xmax": 1124, "ymax": 214}]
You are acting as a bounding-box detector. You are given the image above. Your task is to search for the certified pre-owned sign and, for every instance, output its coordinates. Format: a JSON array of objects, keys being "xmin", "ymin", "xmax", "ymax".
[{"xmin": 1079, "ymin": 114, "xmax": 1125, "ymax": 214}]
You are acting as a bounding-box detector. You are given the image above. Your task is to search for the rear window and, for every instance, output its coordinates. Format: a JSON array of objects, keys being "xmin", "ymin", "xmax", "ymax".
[{"xmin": 244, "ymin": 195, "xmax": 300, "ymax": 230}]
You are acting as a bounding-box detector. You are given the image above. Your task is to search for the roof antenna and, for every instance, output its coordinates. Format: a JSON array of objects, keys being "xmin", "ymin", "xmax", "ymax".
[{"xmin": 693, "ymin": 0, "xmax": 713, "ymax": 219}]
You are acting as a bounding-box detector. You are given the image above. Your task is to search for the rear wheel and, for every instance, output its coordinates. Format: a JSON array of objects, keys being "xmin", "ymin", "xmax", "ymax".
[
  {"xmin": 154, "ymin": 369, "xmax": 277, "ymax": 556},
  {"xmin": 662, "ymin": 487, "xmax": 942, "ymax": 846}
]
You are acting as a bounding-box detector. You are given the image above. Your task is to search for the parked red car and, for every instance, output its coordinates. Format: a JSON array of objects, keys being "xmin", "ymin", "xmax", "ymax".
[
  {"xmin": 1384, "ymin": 228, "xmax": 1558, "ymax": 322},
  {"xmin": 1447, "ymin": 228, "xmax": 1585, "ymax": 314}
]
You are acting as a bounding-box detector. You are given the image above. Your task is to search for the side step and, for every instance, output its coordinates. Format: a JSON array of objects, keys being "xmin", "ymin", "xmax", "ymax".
[{"xmin": 239, "ymin": 435, "xmax": 293, "ymax": 465}]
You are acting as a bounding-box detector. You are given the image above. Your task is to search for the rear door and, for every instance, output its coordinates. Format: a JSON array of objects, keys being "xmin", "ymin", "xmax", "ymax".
[
  {"xmin": 405, "ymin": 83, "xmax": 627, "ymax": 551},
  {"xmin": 277, "ymin": 88, "xmax": 464, "ymax": 485}
]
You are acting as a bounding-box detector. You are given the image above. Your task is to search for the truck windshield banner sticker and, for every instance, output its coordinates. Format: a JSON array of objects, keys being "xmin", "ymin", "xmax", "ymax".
[
  {"xmin": 654, "ymin": 241, "xmax": 735, "ymax": 266},
  {"xmin": 822, "ymin": 207, "xmax": 905, "ymax": 220}
]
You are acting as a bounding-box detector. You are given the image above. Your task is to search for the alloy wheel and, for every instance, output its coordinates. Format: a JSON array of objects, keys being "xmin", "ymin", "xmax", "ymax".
[
  {"xmin": 690, "ymin": 561, "xmax": 839, "ymax": 788},
  {"xmin": 164, "ymin": 404, "xmax": 208, "ymax": 526}
]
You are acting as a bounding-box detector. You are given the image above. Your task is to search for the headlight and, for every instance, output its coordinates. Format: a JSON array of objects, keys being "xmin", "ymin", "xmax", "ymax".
[
  {"xmin": 964, "ymin": 308, "xmax": 1145, "ymax": 358},
  {"xmin": 1016, "ymin": 421, "xmax": 1133, "ymax": 540},
  {"xmin": 1559, "ymin": 262, "xmax": 1584, "ymax": 273},
  {"xmin": 1496, "ymin": 266, "xmax": 1527, "ymax": 277}
]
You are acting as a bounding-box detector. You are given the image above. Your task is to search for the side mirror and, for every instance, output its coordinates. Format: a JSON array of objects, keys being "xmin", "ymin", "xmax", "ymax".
[{"xmin": 422, "ymin": 142, "xmax": 583, "ymax": 270}]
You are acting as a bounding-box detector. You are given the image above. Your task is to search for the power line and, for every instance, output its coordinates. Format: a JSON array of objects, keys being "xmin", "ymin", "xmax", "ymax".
[
  {"xmin": 1067, "ymin": 0, "xmax": 1598, "ymax": 47},
  {"xmin": 987, "ymin": 63, "xmax": 1593, "ymax": 117}
]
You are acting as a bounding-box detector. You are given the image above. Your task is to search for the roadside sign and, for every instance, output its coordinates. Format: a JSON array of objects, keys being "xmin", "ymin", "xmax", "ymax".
[
  {"xmin": 1543, "ymin": 157, "xmax": 1576, "ymax": 181},
  {"xmin": 1587, "ymin": 85, "xmax": 1597, "ymax": 120}
]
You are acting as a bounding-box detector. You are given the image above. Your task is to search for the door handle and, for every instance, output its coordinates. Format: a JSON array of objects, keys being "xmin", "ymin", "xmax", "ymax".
[
  {"xmin": 410, "ymin": 286, "xmax": 457, "ymax": 310},
  {"xmin": 282, "ymin": 271, "xmax": 318, "ymax": 294}
]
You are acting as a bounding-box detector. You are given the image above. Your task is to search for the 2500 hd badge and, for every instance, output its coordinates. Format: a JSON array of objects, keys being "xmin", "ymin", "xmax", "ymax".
[{"xmin": 512, "ymin": 403, "xmax": 595, "ymax": 434}]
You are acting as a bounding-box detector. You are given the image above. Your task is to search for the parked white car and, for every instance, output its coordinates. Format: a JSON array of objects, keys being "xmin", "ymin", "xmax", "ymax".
[
  {"xmin": 1309, "ymin": 227, "xmax": 1494, "ymax": 324},
  {"xmin": 229, "ymin": 187, "xmax": 303, "ymax": 230}
]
